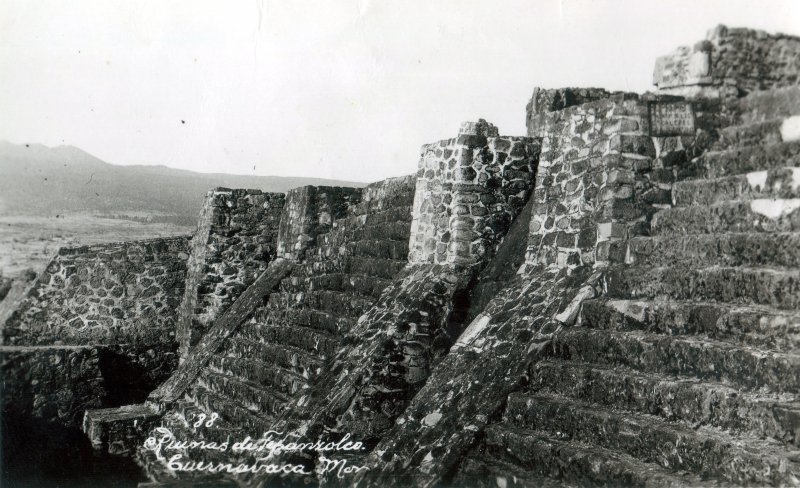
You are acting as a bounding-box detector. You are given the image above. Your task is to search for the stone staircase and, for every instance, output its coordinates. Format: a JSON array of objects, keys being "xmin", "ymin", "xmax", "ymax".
[
  {"xmin": 136, "ymin": 183, "xmax": 414, "ymax": 485},
  {"xmin": 459, "ymin": 90, "xmax": 800, "ymax": 487},
  {"xmin": 183, "ymin": 198, "xmax": 410, "ymax": 427}
]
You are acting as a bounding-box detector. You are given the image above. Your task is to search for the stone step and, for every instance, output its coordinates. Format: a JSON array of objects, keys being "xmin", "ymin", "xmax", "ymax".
[
  {"xmin": 651, "ymin": 199, "xmax": 800, "ymax": 235},
  {"xmin": 606, "ymin": 265, "xmax": 800, "ymax": 310},
  {"xmin": 236, "ymin": 322, "xmax": 339, "ymax": 358},
  {"xmin": 361, "ymin": 205, "xmax": 414, "ymax": 225},
  {"xmin": 731, "ymin": 85, "xmax": 800, "ymax": 125},
  {"xmin": 549, "ymin": 327, "xmax": 800, "ymax": 392},
  {"xmin": 480, "ymin": 425, "xmax": 712, "ymax": 487},
  {"xmin": 274, "ymin": 290, "xmax": 375, "ymax": 318},
  {"xmin": 223, "ymin": 337, "xmax": 323, "ymax": 380},
  {"xmin": 253, "ymin": 307, "xmax": 344, "ymax": 336},
  {"xmin": 266, "ymin": 289, "xmax": 373, "ymax": 318},
  {"xmin": 580, "ymin": 298, "xmax": 800, "ymax": 351},
  {"xmin": 502, "ymin": 393, "xmax": 800, "ymax": 486},
  {"xmin": 712, "ymin": 117, "xmax": 798, "ymax": 151},
  {"xmin": 454, "ymin": 454, "xmax": 578, "ymax": 488},
  {"xmin": 347, "ymin": 239, "xmax": 409, "ymax": 261},
  {"xmin": 293, "ymin": 257, "xmax": 407, "ymax": 284},
  {"xmin": 291, "ymin": 258, "xmax": 344, "ymax": 277},
  {"xmin": 324, "ymin": 228, "xmax": 411, "ymax": 250},
  {"xmin": 673, "ymin": 167, "xmax": 800, "ymax": 206},
  {"xmin": 279, "ymin": 272, "xmax": 390, "ymax": 299},
  {"xmin": 207, "ymin": 355, "xmax": 307, "ymax": 398},
  {"xmin": 625, "ymin": 233, "xmax": 800, "ymax": 269},
  {"xmin": 304, "ymin": 229, "xmax": 409, "ymax": 262},
  {"xmin": 83, "ymin": 403, "xmax": 161, "ymax": 456},
  {"xmin": 345, "ymin": 256, "xmax": 408, "ymax": 280},
  {"xmin": 340, "ymin": 220, "xmax": 412, "ymax": 242},
  {"xmin": 186, "ymin": 384, "xmax": 273, "ymax": 433},
  {"xmin": 684, "ymin": 140, "xmax": 800, "ymax": 179},
  {"xmin": 349, "ymin": 198, "xmax": 414, "ymax": 218},
  {"xmin": 529, "ymin": 360, "xmax": 800, "ymax": 445},
  {"xmin": 328, "ymin": 206, "xmax": 413, "ymax": 230},
  {"xmin": 196, "ymin": 371, "xmax": 288, "ymax": 418}
]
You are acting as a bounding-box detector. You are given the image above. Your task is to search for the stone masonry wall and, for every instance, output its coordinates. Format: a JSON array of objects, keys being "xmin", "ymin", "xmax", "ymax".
[
  {"xmin": 237, "ymin": 179, "xmax": 411, "ymax": 384},
  {"xmin": 3, "ymin": 346, "xmax": 107, "ymax": 429},
  {"xmin": 3, "ymin": 237, "xmax": 189, "ymax": 347},
  {"xmin": 526, "ymin": 87, "xmax": 612, "ymax": 138},
  {"xmin": 654, "ymin": 25, "xmax": 800, "ymax": 97},
  {"xmin": 147, "ymin": 177, "xmax": 414, "ymax": 438},
  {"xmin": 2, "ymin": 237, "xmax": 192, "ymax": 479},
  {"xmin": 83, "ymin": 178, "xmax": 416, "ymax": 470},
  {"xmin": 409, "ymin": 119, "xmax": 540, "ymax": 266},
  {"xmin": 267, "ymin": 122, "xmax": 540, "ymax": 485},
  {"xmin": 354, "ymin": 94, "xmax": 667, "ymax": 487},
  {"xmin": 275, "ymin": 185, "xmax": 362, "ymax": 261},
  {"xmin": 358, "ymin": 91, "xmax": 767, "ymax": 487},
  {"xmin": 2, "ymin": 342, "xmax": 184, "ymax": 488},
  {"xmin": 356, "ymin": 267, "xmax": 598, "ymax": 488},
  {"xmin": 272, "ymin": 264, "xmax": 471, "ymax": 446},
  {"xmin": 3, "ymin": 342, "xmax": 183, "ymax": 440},
  {"xmin": 525, "ymin": 93, "xmax": 653, "ymax": 269},
  {"xmin": 177, "ymin": 189, "xmax": 285, "ymax": 357},
  {"xmin": 72, "ymin": 24, "xmax": 800, "ymax": 487}
]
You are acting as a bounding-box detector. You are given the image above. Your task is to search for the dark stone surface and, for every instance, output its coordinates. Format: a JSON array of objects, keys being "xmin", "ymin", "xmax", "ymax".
[
  {"xmin": 4, "ymin": 236, "xmax": 190, "ymax": 348},
  {"xmin": 177, "ymin": 189, "xmax": 285, "ymax": 356},
  {"xmin": 149, "ymin": 257, "xmax": 293, "ymax": 406},
  {"xmin": 654, "ymin": 25, "xmax": 800, "ymax": 96},
  {"xmin": 526, "ymin": 87, "xmax": 612, "ymax": 137},
  {"xmin": 9, "ymin": 26, "xmax": 800, "ymax": 488}
]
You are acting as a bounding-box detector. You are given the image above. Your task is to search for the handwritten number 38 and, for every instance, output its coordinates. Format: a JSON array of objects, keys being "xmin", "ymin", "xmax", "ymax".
[{"xmin": 193, "ymin": 412, "xmax": 219, "ymax": 429}]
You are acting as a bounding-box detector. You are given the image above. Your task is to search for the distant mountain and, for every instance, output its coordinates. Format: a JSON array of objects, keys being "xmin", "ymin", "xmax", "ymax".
[{"xmin": 0, "ymin": 141, "xmax": 366, "ymax": 225}]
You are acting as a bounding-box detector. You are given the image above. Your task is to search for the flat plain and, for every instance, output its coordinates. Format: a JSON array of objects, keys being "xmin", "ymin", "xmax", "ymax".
[{"xmin": 0, "ymin": 214, "xmax": 193, "ymax": 279}]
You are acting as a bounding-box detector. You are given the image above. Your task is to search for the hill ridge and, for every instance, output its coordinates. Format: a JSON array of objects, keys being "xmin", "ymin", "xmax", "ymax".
[{"xmin": 0, "ymin": 140, "xmax": 366, "ymax": 225}]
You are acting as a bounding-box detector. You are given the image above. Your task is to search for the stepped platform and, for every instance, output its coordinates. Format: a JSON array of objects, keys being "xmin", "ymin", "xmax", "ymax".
[{"xmin": 457, "ymin": 81, "xmax": 800, "ymax": 487}]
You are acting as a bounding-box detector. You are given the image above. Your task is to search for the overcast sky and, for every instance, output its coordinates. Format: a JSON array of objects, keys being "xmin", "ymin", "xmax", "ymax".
[{"xmin": 1, "ymin": 1, "xmax": 799, "ymax": 183}]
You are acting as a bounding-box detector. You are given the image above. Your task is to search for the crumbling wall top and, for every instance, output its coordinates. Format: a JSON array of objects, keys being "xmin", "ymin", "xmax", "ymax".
[
  {"xmin": 409, "ymin": 121, "xmax": 540, "ymax": 266},
  {"xmin": 459, "ymin": 119, "xmax": 499, "ymax": 137},
  {"xmin": 654, "ymin": 24, "xmax": 800, "ymax": 97}
]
